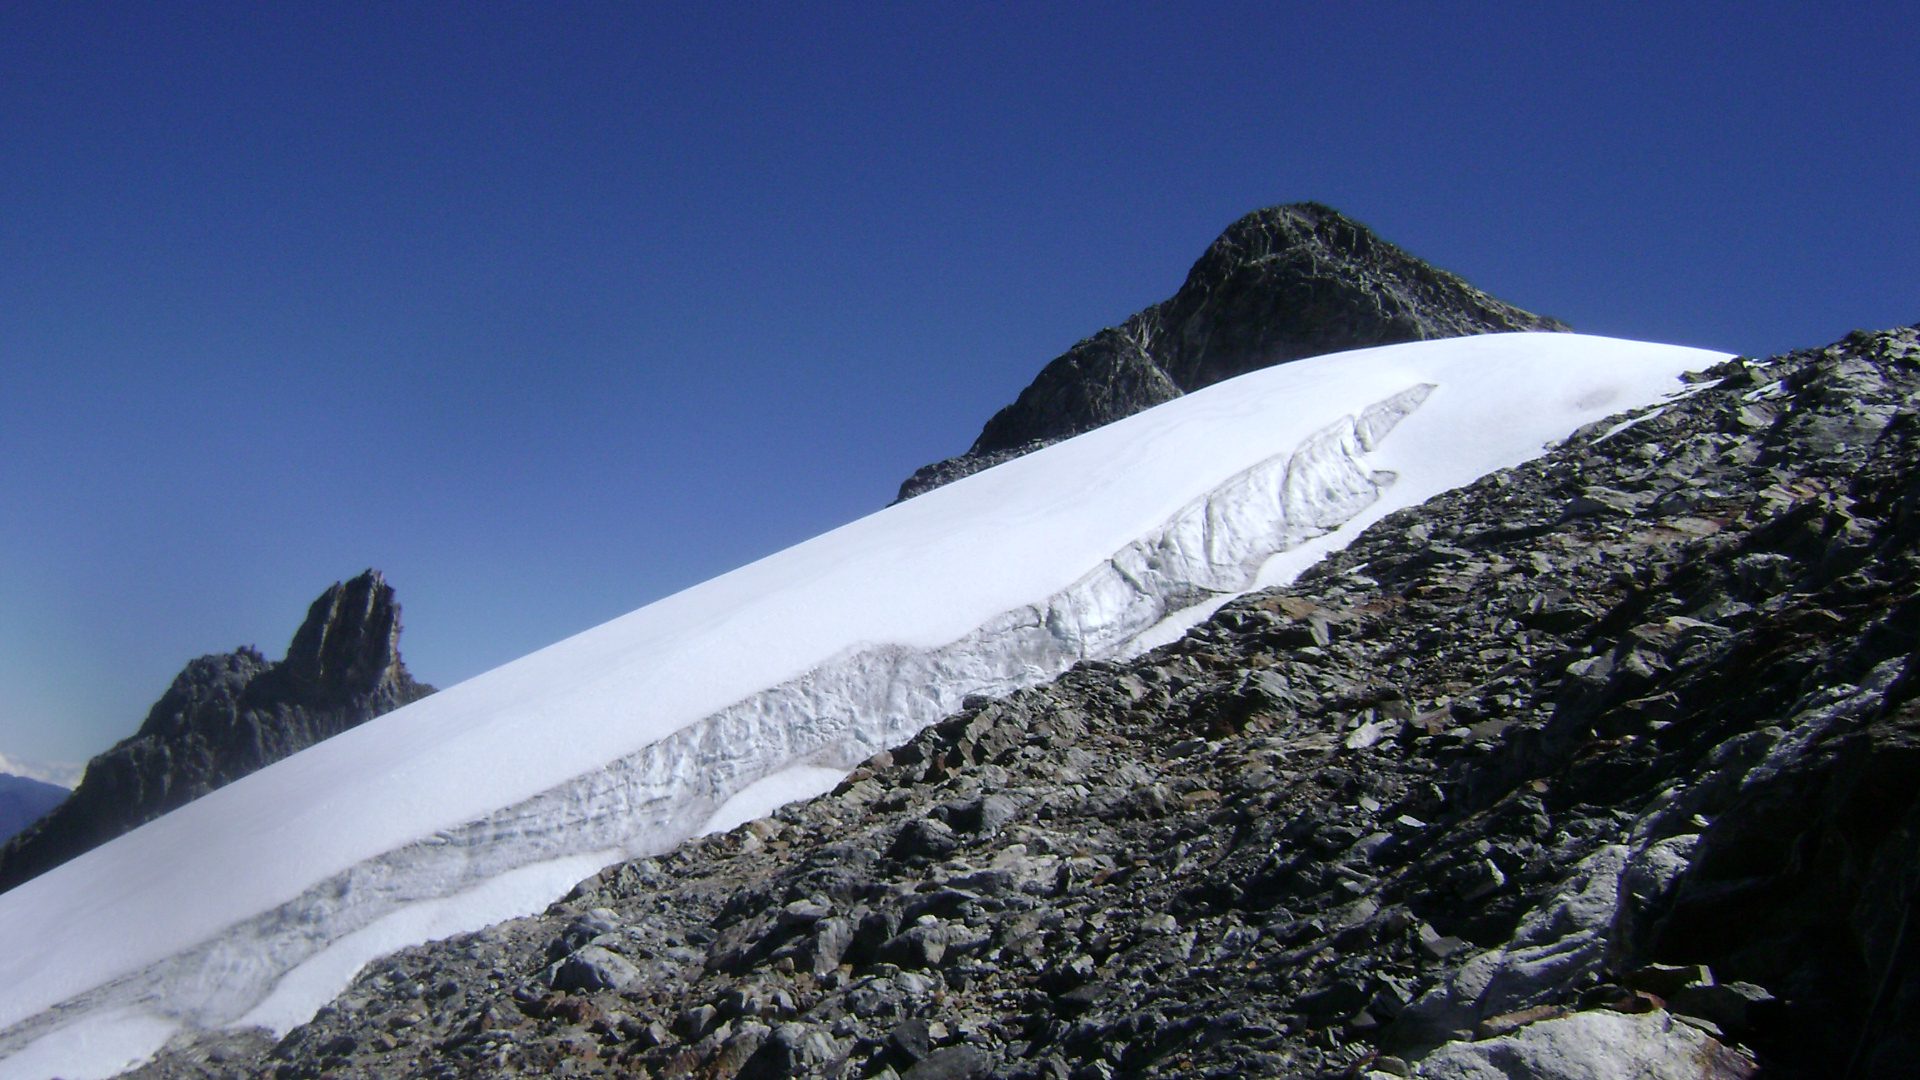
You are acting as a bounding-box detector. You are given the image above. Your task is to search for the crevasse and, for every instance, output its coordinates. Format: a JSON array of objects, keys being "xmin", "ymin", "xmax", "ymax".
[{"xmin": 0, "ymin": 382, "xmax": 1433, "ymax": 1060}]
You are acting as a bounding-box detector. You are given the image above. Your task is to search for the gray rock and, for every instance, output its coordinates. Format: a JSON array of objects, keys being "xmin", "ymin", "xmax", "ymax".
[
  {"xmin": 878, "ymin": 924, "xmax": 950, "ymax": 969},
  {"xmin": 711, "ymin": 1022, "xmax": 771, "ymax": 1075},
  {"xmin": 889, "ymin": 1017, "xmax": 933, "ymax": 1061},
  {"xmin": 673, "ymin": 1002, "xmax": 719, "ymax": 1040},
  {"xmin": 1668, "ymin": 981, "xmax": 1774, "ymax": 1034},
  {"xmin": 901, "ymin": 1045, "xmax": 993, "ymax": 1080},
  {"xmin": 805, "ymin": 915, "xmax": 856, "ymax": 975},
  {"xmin": 940, "ymin": 793, "xmax": 1021, "ymax": 836},
  {"xmin": 777, "ymin": 897, "xmax": 833, "ymax": 927},
  {"xmin": 890, "ymin": 818, "xmax": 960, "ymax": 862},
  {"xmin": 1413, "ymin": 1009, "xmax": 1757, "ymax": 1079},
  {"xmin": 1399, "ymin": 844, "xmax": 1630, "ymax": 1044},
  {"xmin": 547, "ymin": 944, "xmax": 641, "ymax": 993},
  {"xmin": 740, "ymin": 1022, "xmax": 840, "ymax": 1079}
]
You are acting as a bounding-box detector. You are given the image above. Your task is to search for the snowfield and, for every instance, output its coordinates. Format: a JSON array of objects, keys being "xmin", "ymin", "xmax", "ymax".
[{"xmin": 0, "ymin": 333, "xmax": 1729, "ymax": 1079}]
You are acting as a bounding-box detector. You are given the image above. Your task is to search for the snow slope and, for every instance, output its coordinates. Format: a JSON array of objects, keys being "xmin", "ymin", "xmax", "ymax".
[{"xmin": 0, "ymin": 333, "xmax": 1728, "ymax": 1079}]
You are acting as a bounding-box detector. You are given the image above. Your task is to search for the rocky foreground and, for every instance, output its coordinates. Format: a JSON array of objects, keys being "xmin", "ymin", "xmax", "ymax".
[{"xmin": 143, "ymin": 327, "xmax": 1918, "ymax": 1079}]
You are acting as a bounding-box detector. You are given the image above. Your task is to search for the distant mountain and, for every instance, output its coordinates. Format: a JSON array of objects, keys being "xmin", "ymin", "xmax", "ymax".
[
  {"xmin": 0, "ymin": 752, "xmax": 82, "ymax": 790},
  {"xmin": 0, "ymin": 774, "xmax": 66, "ymax": 846},
  {"xmin": 897, "ymin": 202, "xmax": 1567, "ymax": 500},
  {"xmin": 0, "ymin": 570, "xmax": 433, "ymax": 893}
]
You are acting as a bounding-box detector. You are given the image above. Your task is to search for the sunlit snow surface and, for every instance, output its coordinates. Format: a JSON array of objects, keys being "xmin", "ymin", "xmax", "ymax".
[{"xmin": 0, "ymin": 333, "xmax": 1727, "ymax": 1078}]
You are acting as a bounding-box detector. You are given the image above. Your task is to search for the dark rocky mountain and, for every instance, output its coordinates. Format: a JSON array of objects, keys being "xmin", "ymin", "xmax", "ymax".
[
  {"xmin": 0, "ymin": 773, "xmax": 67, "ymax": 846},
  {"xmin": 897, "ymin": 203, "xmax": 1567, "ymax": 500},
  {"xmin": 134, "ymin": 327, "xmax": 1920, "ymax": 1080},
  {"xmin": 0, "ymin": 570, "xmax": 433, "ymax": 894}
]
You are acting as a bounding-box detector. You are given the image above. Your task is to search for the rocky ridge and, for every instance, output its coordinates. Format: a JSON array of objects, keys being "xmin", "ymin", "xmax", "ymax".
[
  {"xmin": 134, "ymin": 327, "xmax": 1920, "ymax": 1080},
  {"xmin": 0, "ymin": 570, "xmax": 433, "ymax": 893},
  {"xmin": 897, "ymin": 204, "xmax": 1566, "ymax": 500}
]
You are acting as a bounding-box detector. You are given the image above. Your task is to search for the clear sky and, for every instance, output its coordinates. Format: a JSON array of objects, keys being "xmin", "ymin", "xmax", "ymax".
[{"xmin": 3, "ymin": 2, "xmax": 1915, "ymax": 768}]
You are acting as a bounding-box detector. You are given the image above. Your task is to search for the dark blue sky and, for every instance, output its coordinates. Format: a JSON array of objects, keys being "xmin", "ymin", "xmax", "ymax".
[{"xmin": 3, "ymin": 3, "xmax": 1915, "ymax": 764}]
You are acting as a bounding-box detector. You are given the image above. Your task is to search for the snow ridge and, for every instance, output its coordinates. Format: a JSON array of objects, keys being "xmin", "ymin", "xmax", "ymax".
[{"xmin": 0, "ymin": 384, "xmax": 1432, "ymax": 1062}]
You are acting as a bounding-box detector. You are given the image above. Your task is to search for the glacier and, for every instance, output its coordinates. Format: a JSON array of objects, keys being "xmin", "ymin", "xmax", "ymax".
[{"xmin": 0, "ymin": 333, "xmax": 1728, "ymax": 1079}]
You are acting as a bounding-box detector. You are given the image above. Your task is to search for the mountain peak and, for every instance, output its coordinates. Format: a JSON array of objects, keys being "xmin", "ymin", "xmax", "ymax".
[
  {"xmin": 897, "ymin": 203, "xmax": 1566, "ymax": 500},
  {"xmin": 0, "ymin": 570, "xmax": 431, "ymax": 893},
  {"xmin": 282, "ymin": 570, "xmax": 406, "ymax": 700}
]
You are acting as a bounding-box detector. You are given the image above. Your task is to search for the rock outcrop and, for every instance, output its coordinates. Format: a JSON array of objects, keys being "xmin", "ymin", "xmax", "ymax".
[
  {"xmin": 897, "ymin": 203, "xmax": 1567, "ymax": 500},
  {"xmin": 0, "ymin": 571, "xmax": 433, "ymax": 893},
  {"xmin": 132, "ymin": 328, "xmax": 1920, "ymax": 1080}
]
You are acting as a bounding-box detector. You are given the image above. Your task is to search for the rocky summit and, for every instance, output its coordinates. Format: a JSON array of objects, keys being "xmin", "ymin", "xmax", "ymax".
[
  {"xmin": 0, "ymin": 570, "xmax": 433, "ymax": 893},
  {"xmin": 130, "ymin": 327, "xmax": 1920, "ymax": 1080},
  {"xmin": 896, "ymin": 204, "xmax": 1566, "ymax": 501}
]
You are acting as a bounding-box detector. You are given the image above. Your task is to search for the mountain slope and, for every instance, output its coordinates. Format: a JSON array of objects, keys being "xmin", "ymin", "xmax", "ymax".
[
  {"xmin": 0, "ymin": 333, "xmax": 1721, "ymax": 1079},
  {"xmin": 141, "ymin": 325, "xmax": 1920, "ymax": 1080},
  {"xmin": 0, "ymin": 571, "xmax": 433, "ymax": 894},
  {"xmin": 897, "ymin": 203, "xmax": 1567, "ymax": 500},
  {"xmin": 0, "ymin": 755, "xmax": 82, "ymax": 791},
  {"xmin": 0, "ymin": 775, "xmax": 65, "ymax": 846}
]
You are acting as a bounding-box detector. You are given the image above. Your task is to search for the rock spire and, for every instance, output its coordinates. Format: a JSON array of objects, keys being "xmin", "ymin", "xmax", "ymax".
[{"xmin": 0, "ymin": 570, "xmax": 432, "ymax": 893}]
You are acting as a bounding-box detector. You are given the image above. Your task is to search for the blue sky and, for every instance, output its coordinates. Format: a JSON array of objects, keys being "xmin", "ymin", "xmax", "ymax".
[{"xmin": 3, "ymin": 2, "xmax": 1915, "ymax": 766}]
